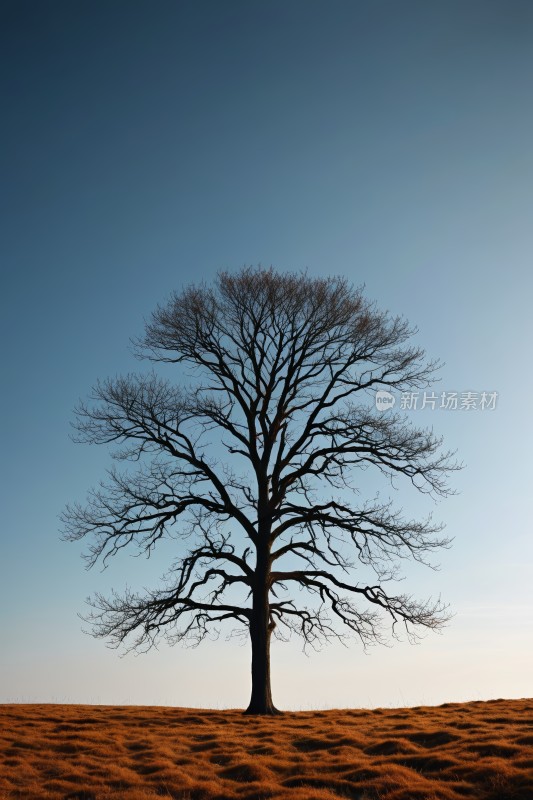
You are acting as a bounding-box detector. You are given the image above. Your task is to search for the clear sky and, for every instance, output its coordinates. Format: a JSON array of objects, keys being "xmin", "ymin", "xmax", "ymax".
[{"xmin": 1, "ymin": 0, "xmax": 532, "ymax": 709}]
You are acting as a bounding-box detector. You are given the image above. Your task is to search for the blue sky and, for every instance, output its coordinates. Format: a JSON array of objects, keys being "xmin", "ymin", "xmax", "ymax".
[{"xmin": 1, "ymin": 0, "xmax": 532, "ymax": 708}]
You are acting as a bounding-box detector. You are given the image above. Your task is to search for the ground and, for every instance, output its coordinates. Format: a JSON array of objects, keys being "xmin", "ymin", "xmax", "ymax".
[{"xmin": 0, "ymin": 699, "xmax": 532, "ymax": 799}]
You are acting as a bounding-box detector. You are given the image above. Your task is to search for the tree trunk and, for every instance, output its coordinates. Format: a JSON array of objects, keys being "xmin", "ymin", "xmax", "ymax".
[{"xmin": 244, "ymin": 548, "xmax": 281, "ymax": 715}]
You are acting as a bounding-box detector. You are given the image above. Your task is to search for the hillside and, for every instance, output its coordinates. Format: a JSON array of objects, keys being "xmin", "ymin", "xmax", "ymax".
[{"xmin": 1, "ymin": 699, "xmax": 532, "ymax": 799}]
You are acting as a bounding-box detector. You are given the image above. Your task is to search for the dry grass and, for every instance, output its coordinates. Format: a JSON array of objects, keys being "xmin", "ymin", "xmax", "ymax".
[{"xmin": 1, "ymin": 699, "xmax": 532, "ymax": 799}]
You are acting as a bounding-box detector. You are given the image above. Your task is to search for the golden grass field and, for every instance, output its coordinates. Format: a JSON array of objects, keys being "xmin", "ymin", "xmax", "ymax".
[{"xmin": 1, "ymin": 699, "xmax": 532, "ymax": 799}]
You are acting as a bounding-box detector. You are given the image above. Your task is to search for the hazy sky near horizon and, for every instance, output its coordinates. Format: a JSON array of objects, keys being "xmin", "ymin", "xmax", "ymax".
[{"xmin": 1, "ymin": 0, "xmax": 532, "ymax": 709}]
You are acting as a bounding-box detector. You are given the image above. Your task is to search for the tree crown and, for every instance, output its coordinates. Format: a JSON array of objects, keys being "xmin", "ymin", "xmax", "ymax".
[{"xmin": 62, "ymin": 267, "xmax": 458, "ymax": 656}]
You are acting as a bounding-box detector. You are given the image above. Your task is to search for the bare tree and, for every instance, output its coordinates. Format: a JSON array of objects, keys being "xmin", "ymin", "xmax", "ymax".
[{"xmin": 62, "ymin": 267, "xmax": 457, "ymax": 714}]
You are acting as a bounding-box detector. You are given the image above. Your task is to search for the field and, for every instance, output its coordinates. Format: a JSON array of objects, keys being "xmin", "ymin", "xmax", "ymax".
[{"xmin": 1, "ymin": 699, "xmax": 532, "ymax": 799}]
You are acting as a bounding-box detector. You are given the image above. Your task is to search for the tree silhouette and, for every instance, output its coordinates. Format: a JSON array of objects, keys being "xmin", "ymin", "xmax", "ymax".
[{"xmin": 62, "ymin": 267, "xmax": 457, "ymax": 714}]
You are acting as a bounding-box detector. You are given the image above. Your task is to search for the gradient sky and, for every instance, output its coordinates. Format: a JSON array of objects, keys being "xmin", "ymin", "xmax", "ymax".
[{"xmin": 1, "ymin": 0, "xmax": 532, "ymax": 709}]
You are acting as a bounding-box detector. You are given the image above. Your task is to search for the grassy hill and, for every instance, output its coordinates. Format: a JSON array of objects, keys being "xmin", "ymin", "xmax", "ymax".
[{"xmin": 1, "ymin": 699, "xmax": 532, "ymax": 799}]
